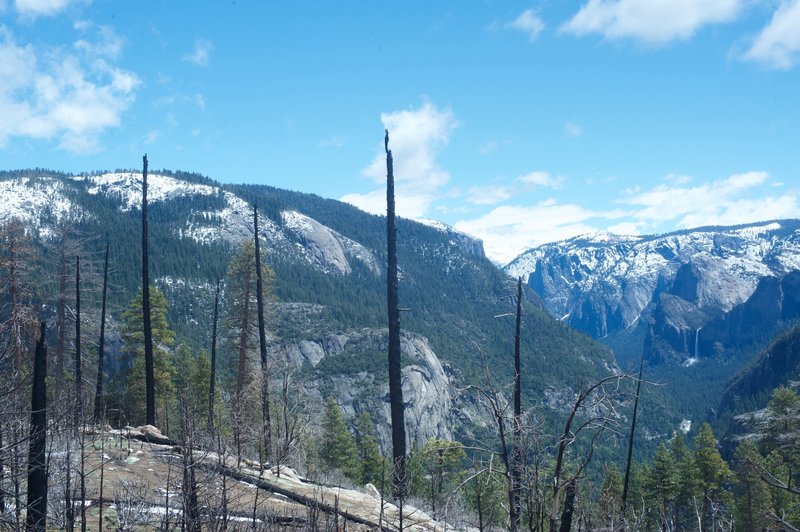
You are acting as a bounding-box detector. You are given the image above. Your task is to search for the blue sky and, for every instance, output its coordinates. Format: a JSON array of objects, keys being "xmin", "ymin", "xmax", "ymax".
[{"xmin": 1, "ymin": 0, "xmax": 798, "ymax": 263}]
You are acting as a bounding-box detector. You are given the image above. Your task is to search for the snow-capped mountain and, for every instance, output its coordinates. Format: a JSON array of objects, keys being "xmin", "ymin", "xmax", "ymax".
[
  {"xmin": 416, "ymin": 218, "xmax": 485, "ymax": 258},
  {"xmin": 505, "ymin": 221, "xmax": 800, "ymax": 341},
  {"xmin": 0, "ymin": 171, "xmax": 379, "ymax": 276}
]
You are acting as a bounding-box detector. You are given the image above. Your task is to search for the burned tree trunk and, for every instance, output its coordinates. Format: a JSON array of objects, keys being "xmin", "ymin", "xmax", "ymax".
[
  {"xmin": 208, "ymin": 278, "xmax": 220, "ymax": 437},
  {"xmin": 385, "ymin": 130, "xmax": 407, "ymax": 502},
  {"xmin": 74, "ymin": 255, "xmax": 82, "ymax": 430},
  {"xmin": 141, "ymin": 154, "xmax": 156, "ymax": 426},
  {"xmin": 621, "ymin": 357, "xmax": 645, "ymax": 516},
  {"xmin": 510, "ymin": 276, "xmax": 523, "ymax": 532},
  {"xmin": 56, "ymin": 243, "xmax": 67, "ymax": 399},
  {"xmin": 93, "ymin": 242, "xmax": 109, "ymax": 423},
  {"xmin": 558, "ymin": 479, "xmax": 577, "ymax": 532},
  {"xmin": 253, "ymin": 205, "xmax": 272, "ymax": 462},
  {"xmin": 26, "ymin": 322, "xmax": 48, "ymax": 532}
]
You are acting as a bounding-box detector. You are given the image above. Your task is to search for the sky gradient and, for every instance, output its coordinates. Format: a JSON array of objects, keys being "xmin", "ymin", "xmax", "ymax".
[{"xmin": 1, "ymin": 0, "xmax": 798, "ymax": 264}]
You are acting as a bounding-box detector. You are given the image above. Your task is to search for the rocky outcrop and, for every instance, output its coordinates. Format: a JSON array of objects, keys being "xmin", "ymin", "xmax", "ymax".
[
  {"xmin": 281, "ymin": 210, "xmax": 379, "ymax": 275},
  {"xmin": 267, "ymin": 328, "xmax": 483, "ymax": 451}
]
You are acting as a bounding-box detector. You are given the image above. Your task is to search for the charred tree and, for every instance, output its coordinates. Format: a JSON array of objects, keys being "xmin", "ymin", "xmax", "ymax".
[
  {"xmin": 74, "ymin": 255, "xmax": 82, "ymax": 430},
  {"xmin": 253, "ymin": 205, "xmax": 272, "ymax": 462},
  {"xmin": 510, "ymin": 276, "xmax": 523, "ymax": 532},
  {"xmin": 621, "ymin": 356, "xmax": 645, "ymax": 516},
  {"xmin": 558, "ymin": 480, "xmax": 577, "ymax": 532},
  {"xmin": 93, "ymin": 242, "xmax": 109, "ymax": 423},
  {"xmin": 56, "ymin": 242, "xmax": 67, "ymax": 398},
  {"xmin": 141, "ymin": 154, "xmax": 156, "ymax": 426},
  {"xmin": 208, "ymin": 278, "xmax": 220, "ymax": 437},
  {"xmin": 385, "ymin": 130, "xmax": 407, "ymax": 503},
  {"xmin": 26, "ymin": 322, "xmax": 48, "ymax": 532}
]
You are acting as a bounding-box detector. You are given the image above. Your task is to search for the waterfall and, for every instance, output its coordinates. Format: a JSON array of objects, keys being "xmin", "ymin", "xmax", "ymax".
[{"xmin": 694, "ymin": 327, "xmax": 701, "ymax": 358}]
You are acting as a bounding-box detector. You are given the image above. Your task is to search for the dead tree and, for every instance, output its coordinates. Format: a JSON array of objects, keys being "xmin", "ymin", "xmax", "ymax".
[
  {"xmin": 253, "ymin": 204, "xmax": 272, "ymax": 462},
  {"xmin": 141, "ymin": 154, "xmax": 156, "ymax": 426},
  {"xmin": 93, "ymin": 242, "xmax": 109, "ymax": 423},
  {"xmin": 510, "ymin": 277, "xmax": 523, "ymax": 532},
  {"xmin": 208, "ymin": 278, "xmax": 220, "ymax": 437},
  {"xmin": 621, "ymin": 357, "xmax": 644, "ymax": 517},
  {"xmin": 56, "ymin": 238, "xmax": 68, "ymax": 398},
  {"xmin": 26, "ymin": 322, "xmax": 48, "ymax": 532},
  {"xmin": 385, "ymin": 130, "xmax": 407, "ymax": 507},
  {"xmin": 549, "ymin": 374, "xmax": 626, "ymax": 532},
  {"xmin": 558, "ymin": 479, "xmax": 577, "ymax": 532},
  {"xmin": 74, "ymin": 255, "xmax": 82, "ymax": 430}
]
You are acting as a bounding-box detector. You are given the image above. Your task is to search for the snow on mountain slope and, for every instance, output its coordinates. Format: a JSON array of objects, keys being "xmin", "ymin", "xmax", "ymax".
[
  {"xmin": 416, "ymin": 218, "xmax": 485, "ymax": 258},
  {"xmin": 505, "ymin": 221, "xmax": 800, "ymax": 338},
  {"xmin": 0, "ymin": 171, "xmax": 380, "ymax": 277},
  {"xmin": 75, "ymin": 172, "xmax": 219, "ymax": 210},
  {"xmin": 0, "ymin": 176, "xmax": 80, "ymax": 236}
]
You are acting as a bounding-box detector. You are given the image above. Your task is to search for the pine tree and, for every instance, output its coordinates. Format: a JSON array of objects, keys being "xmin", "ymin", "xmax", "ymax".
[
  {"xmin": 319, "ymin": 397, "xmax": 360, "ymax": 481},
  {"xmin": 645, "ymin": 442, "xmax": 679, "ymax": 527},
  {"xmin": 354, "ymin": 411, "xmax": 385, "ymax": 487},
  {"xmin": 599, "ymin": 463, "xmax": 623, "ymax": 527},
  {"xmin": 693, "ymin": 422, "xmax": 733, "ymax": 532},
  {"xmin": 224, "ymin": 241, "xmax": 273, "ymax": 460},
  {"xmin": 121, "ymin": 285, "xmax": 175, "ymax": 426},
  {"xmin": 732, "ymin": 439, "xmax": 771, "ymax": 531}
]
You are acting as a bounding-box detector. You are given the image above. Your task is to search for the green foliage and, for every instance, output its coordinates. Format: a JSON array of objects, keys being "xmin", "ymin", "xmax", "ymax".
[
  {"xmin": 693, "ymin": 423, "xmax": 734, "ymax": 528},
  {"xmin": 599, "ymin": 463, "xmax": 623, "ymax": 525},
  {"xmin": 173, "ymin": 344, "xmax": 212, "ymax": 435},
  {"xmin": 119, "ymin": 285, "xmax": 175, "ymax": 426},
  {"xmin": 407, "ymin": 438, "xmax": 466, "ymax": 514},
  {"xmin": 318, "ymin": 397, "xmax": 360, "ymax": 481},
  {"xmin": 220, "ymin": 240, "xmax": 274, "ymax": 391},
  {"xmin": 732, "ymin": 439, "xmax": 771, "ymax": 531},
  {"xmin": 354, "ymin": 411, "xmax": 386, "ymax": 487}
]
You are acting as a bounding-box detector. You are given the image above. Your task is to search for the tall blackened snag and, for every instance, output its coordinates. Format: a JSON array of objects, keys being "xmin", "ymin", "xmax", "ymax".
[
  {"xmin": 94, "ymin": 242, "xmax": 109, "ymax": 423},
  {"xmin": 141, "ymin": 154, "xmax": 156, "ymax": 426},
  {"xmin": 385, "ymin": 130, "xmax": 407, "ymax": 502},
  {"xmin": 253, "ymin": 205, "xmax": 272, "ymax": 461},
  {"xmin": 26, "ymin": 322, "xmax": 48, "ymax": 532}
]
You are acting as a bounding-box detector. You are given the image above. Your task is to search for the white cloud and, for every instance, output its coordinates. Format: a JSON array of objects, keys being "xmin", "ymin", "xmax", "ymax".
[
  {"xmin": 0, "ymin": 26, "xmax": 139, "ymax": 153},
  {"xmin": 507, "ymin": 9, "xmax": 545, "ymax": 41},
  {"xmin": 744, "ymin": 0, "xmax": 800, "ymax": 69},
  {"xmin": 562, "ymin": 0, "xmax": 743, "ymax": 45},
  {"xmin": 518, "ymin": 171, "xmax": 563, "ymax": 188},
  {"xmin": 342, "ymin": 101, "xmax": 457, "ymax": 218},
  {"xmin": 565, "ymin": 121, "xmax": 583, "ymax": 137},
  {"xmin": 466, "ymin": 185, "xmax": 515, "ymax": 205},
  {"xmin": 14, "ymin": 0, "xmax": 83, "ymax": 18},
  {"xmin": 183, "ymin": 39, "xmax": 213, "ymax": 66},
  {"xmin": 455, "ymin": 200, "xmax": 611, "ymax": 264},
  {"xmin": 620, "ymin": 171, "xmax": 800, "ymax": 229},
  {"xmin": 74, "ymin": 21, "xmax": 123, "ymax": 59}
]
